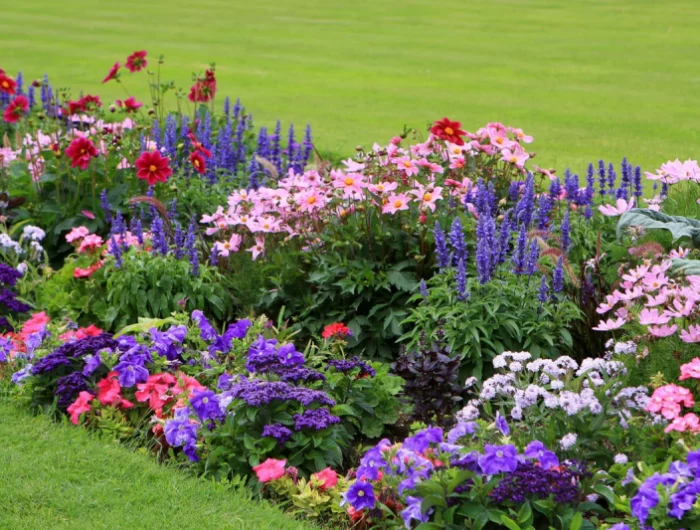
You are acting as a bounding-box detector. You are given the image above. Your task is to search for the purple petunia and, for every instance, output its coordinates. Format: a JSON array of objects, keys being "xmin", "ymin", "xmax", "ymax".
[
  {"xmin": 190, "ymin": 389, "xmax": 225, "ymax": 422},
  {"xmin": 164, "ymin": 407, "xmax": 200, "ymax": 462},
  {"xmin": 447, "ymin": 422, "xmax": 478, "ymax": 444},
  {"xmin": 524, "ymin": 440, "xmax": 559, "ymax": 470},
  {"xmin": 344, "ymin": 481, "xmax": 375, "ymax": 511},
  {"xmin": 479, "ymin": 444, "xmax": 519, "ymax": 475}
]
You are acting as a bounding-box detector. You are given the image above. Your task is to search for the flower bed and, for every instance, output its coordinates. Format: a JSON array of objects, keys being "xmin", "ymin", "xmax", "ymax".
[{"xmin": 2, "ymin": 55, "xmax": 700, "ymax": 529}]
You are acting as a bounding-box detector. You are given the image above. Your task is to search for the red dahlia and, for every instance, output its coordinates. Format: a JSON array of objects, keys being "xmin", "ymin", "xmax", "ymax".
[
  {"xmin": 187, "ymin": 133, "xmax": 213, "ymax": 158},
  {"xmin": 125, "ymin": 50, "xmax": 148, "ymax": 73},
  {"xmin": 135, "ymin": 150, "xmax": 172, "ymax": 185},
  {"xmin": 189, "ymin": 151, "xmax": 206, "ymax": 174},
  {"xmin": 65, "ymin": 137, "xmax": 99, "ymax": 170},
  {"xmin": 116, "ymin": 96, "xmax": 142, "ymax": 113},
  {"xmin": 3, "ymin": 95, "xmax": 29, "ymax": 124},
  {"xmin": 430, "ymin": 117, "xmax": 467, "ymax": 146},
  {"xmin": 0, "ymin": 73, "xmax": 17, "ymax": 95},
  {"xmin": 188, "ymin": 69, "xmax": 217, "ymax": 103},
  {"xmin": 102, "ymin": 62, "xmax": 121, "ymax": 84}
]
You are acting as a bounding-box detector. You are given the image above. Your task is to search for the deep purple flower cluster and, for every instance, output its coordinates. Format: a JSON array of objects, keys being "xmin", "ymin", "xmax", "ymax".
[
  {"xmin": 228, "ymin": 379, "xmax": 335, "ymax": 407},
  {"xmin": 326, "ymin": 357, "xmax": 376, "ymax": 378},
  {"xmin": 0, "ymin": 263, "xmax": 22, "ymax": 286},
  {"xmin": 31, "ymin": 351, "xmax": 73, "ymax": 375},
  {"xmin": 53, "ymin": 334, "xmax": 119, "ymax": 359},
  {"xmin": 293, "ymin": 408, "xmax": 341, "ymax": 431},
  {"xmin": 55, "ymin": 372, "xmax": 89, "ymax": 408},
  {"xmin": 490, "ymin": 461, "xmax": 581, "ymax": 504},
  {"xmin": 262, "ymin": 423, "xmax": 293, "ymax": 444},
  {"xmin": 0, "ymin": 288, "xmax": 30, "ymax": 313}
]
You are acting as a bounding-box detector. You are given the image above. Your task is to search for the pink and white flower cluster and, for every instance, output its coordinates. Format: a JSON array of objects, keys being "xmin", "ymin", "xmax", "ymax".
[
  {"xmin": 646, "ymin": 359, "xmax": 700, "ymax": 434},
  {"xmin": 201, "ymin": 124, "xmax": 535, "ymax": 260},
  {"xmin": 645, "ymin": 159, "xmax": 700, "ymax": 186},
  {"xmin": 593, "ymin": 253, "xmax": 700, "ymax": 342}
]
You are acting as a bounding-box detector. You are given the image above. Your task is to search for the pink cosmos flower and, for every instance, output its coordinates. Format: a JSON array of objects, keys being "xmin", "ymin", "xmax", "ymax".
[
  {"xmin": 679, "ymin": 357, "xmax": 700, "ymax": 379},
  {"xmin": 598, "ymin": 198, "xmax": 635, "ymax": 217},
  {"xmin": 66, "ymin": 226, "xmax": 90, "ymax": 243},
  {"xmin": 247, "ymin": 235, "xmax": 265, "ymax": 261},
  {"xmin": 333, "ymin": 173, "xmax": 365, "ymax": 198},
  {"xmin": 510, "ymin": 127, "xmax": 533, "ymax": 143},
  {"xmin": 409, "ymin": 185, "xmax": 443, "ymax": 212},
  {"xmin": 252, "ymin": 458, "xmax": 287, "ymax": 482},
  {"xmin": 648, "ymin": 324, "xmax": 677, "ymax": 338},
  {"xmin": 296, "ymin": 189, "xmax": 327, "ymax": 213},
  {"xmin": 681, "ymin": 325, "xmax": 700, "ymax": 344},
  {"xmin": 368, "ymin": 181, "xmax": 398, "ymax": 195},
  {"xmin": 342, "ymin": 159, "xmax": 365, "ymax": 172},
  {"xmin": 67, "ymin": 391, "xmax": 94, "ymax": 425},
  {"xmin": 501, "ymin": 145, "xmax": 529, "ymax": 168},
  {"xmin": 392, "ymin": 156, "xmax": 419, "ymax": 177},
  {"xmin": 592, "ymin": 317, "xmax": 626, "ymax": 331},
  {"xmin": 637, "ymin": 308, "xmax": 671, "ymax": 326},
  {"xmin": 213, "ymin": 234, "xmax": 243, "ymax": 257},
  {"xmin": 382, "ymin": 193, "xmax": 411, "ymax": 215},
  {"xmin": 669, "ymin": 246, "xmax": 690, "ymax": 259},
  {"xmin": 596, "ymin": 293, "xmax": 621, "ymax": 314},
  {"xmin": 449, "ymin": 156, "xmax": 466, "ymax": 170}
]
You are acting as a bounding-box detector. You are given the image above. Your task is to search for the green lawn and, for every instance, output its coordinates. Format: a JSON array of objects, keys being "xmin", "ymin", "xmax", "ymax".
[
  {"xmin": 0, "ymin": 401, "xmax": 310, "ymax": 530},
  {"xmin": 1, "ymin": 0, "xmax": 699, "ymax": 172}
]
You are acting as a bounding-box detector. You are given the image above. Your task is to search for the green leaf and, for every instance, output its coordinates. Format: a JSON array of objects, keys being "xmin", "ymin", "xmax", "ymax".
[
  {"xmin": 671, "ymin": 258, "xmax": 700, "ymax": 275},
  {"xmin": 569, "ymin": 512, "xmax": 583, "ymax": 530},
  {"xmin": 617, "ymin": 208, "xmax": 700, "ymax": 247},
  {"xmin": 387, "ymin": 270, "xmax": 417, "ymax": 292},
  {"xmin": 592, "ymin": 484, "xmax": 615, "ymax": 506},
  {"xmin": 500, "ymin": 516, "xmax": 522, "ymax": 530}
]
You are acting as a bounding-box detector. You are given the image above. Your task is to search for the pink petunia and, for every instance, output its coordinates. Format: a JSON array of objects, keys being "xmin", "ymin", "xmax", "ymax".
[
  {"xmin": 67, "ymin": 391, "xmax": 94, "ymax": 425},
  {"xmin": 66, "ymin": 226, "xmax": 90, "ymax": 244},
  {"xmin": 252, "ymin": 458, "xmax": 287, "ymax": 482}
]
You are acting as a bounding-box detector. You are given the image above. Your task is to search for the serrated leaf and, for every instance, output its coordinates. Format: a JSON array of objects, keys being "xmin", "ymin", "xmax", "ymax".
[{"xmin": 617, "ymin": 208, "xmax": 700, "ymax": 247}]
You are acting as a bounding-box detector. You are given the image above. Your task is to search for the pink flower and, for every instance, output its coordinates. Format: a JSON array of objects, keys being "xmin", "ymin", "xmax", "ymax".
[
  {"xmin": 392, "ymin": 156, "xmax": 419, "ymax": 177},
  {"xmin": 67, "ymin": 391, "xmax": 94, "ymax": 425},
  {"xmin": 368, "ymin": 181, "xmax": 398, "ymax": 195},
  {"xmin": 648, "ymin": 324, "xmax": 677, "ymax": 338},
  {"xmin": 213, "ymin": 234, "xmax": 243, "ymax": 257},
  {"xmin": 296, "ymin": 189, "xmax": 327, "ymax": 213},
  {"xmin": 598, "ymin": 198, "xmax": 635, "ymax": 217},
  {"xmin": 592, "ymin": 317, "xmax": 626, "ymax": 331},
  {"xmin": 637, "ymin": 308, "xmax": 671, "ymax": 326},
  {"xmin": 409, "ymin": 185, "xmax": 443, "ymax": 212},
  {"xmin": 665, "ymin": 413, "xmax": 700, "ymax": 434},
  {"xmin": 333, "ymin": 173, "xmax": 365, "ymax": 198},
  {"xmin": 679, "ymin": 358, "xmax": 700, "ymax": 380},
  {"xmin": 647, "ymin": 384, "xmax": 694, "ymax": 419},
  {"xmin": 501, "ymin": 145, "xmax": 529, "ymax": 168},
  {"xmin": 311, "ymin": 468, "xmax": 338, "ymax": 491},
  {"xmin": 246, "ymin": 235, "xmax": 265, "ymax": 261},
  {"xmin": 78, "ymin": 234, "xmax": 104, "ymax": 253},
  {"xmin": 66, "ymin": 226, "xmax": 90, "ymax": 243},
  {"xmin": 382, "ymin": 193, "xmax": 411, "ymax": 215},
  {"xmin": 252, "ymin": 458, "xmax": 287, "ymax": 483},
  {"xmin": 681, "ymin": 325, "xmax": 700, "ymax": 344}
]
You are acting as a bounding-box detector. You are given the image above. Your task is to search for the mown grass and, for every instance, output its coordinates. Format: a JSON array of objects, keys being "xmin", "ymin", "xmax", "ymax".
[
  {"xmin": 1, "ymin": 0, "xmax": 699, "ymax": 172},
  {"xmin": 0, "ymin": 400, "xmax": 310, "ymax": 530}
]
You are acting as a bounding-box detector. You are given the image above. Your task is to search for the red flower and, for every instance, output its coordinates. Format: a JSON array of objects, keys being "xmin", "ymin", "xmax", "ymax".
[
  {"xmin": 252, "ymin": 458, "xmax": 287, "ymax": 483},
  {"xmin": 187, "ymin": 133, "xmax": 213, "ymax": 158},
  {"xmin": 3, "ymin": 95, "xmax": 29, "ymax": 124},
  {"xmin": 188, "ymin": 69, "xmax": 217, "ymax": 103},
  {"xmin": 135, "ymin": 150, "xmax": 173, "ymax": 185},
  {"xmin": 311, "ymin": 468, "xmax": 339, "ymax": 491},
  {"xmin": 97, "ymin": 371, "xmax": 134, "ymax": 409},
  {"xmin": 321, "ymin": 322, "xmax": 353, "ymax": 340},
  {"xmin": 65, "ymin": 137, "xmax": 99, "ymax": 170},
  {"xmin": 125, "ymin": 50, "xmax": 148, "ymax": 73},
  {"xmin": 189, "ymin": 151, "xmax": 206, "ymax": 174},
  {"xmin": 66, "ymin": 95, "xmax": 102, "ymax": 115},
  {"xmin": 430, "ymin": 117, "xmax": 467, "ymax": 146},
  {"xmin": 0, "ymin": 73, "xmax": 17, "ymax": 95},
  {"xmin": 116, "ymin": 96, "xmax": 142, "ymax": 113},
  {"xmin": 102, "ymin": 62, "xmax": 121, "ymax": 84},
  {"xmin": 73, "ymin": 260, "xmax": 104, "ymax": 279}
]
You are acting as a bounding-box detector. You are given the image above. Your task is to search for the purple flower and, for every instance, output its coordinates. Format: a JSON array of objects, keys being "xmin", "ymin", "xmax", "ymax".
[
  {"xmin": 114, "ymin": 360, "xmax": 149, "ymax": 387},
  {"xmin": 491, "ymin": 461, "xmax": 581, "ymax": 504},
  {"xmin": 401, "ymin": 496, "xmax": 430, "ymax": 528},
  {"xmin": 447, "ymin": 422, "xmax": 478, "ymax": 444},
  {"xmin": 404, "ymin": 427, "xmax": 443, "ymax": 453},
  {"xmin": 345, "ymin": 481, "xmax": 375, "ymax": 511},
  {"xmin": 327, "ymin": 357, "xmax": 375, "ymax": 378},
  {"xmin": 229, "ymin": 379, "xmax": 335, "ymax": 408},
  {"xmin": 163, "ymin": 407, "xmax": 200, "ymax": 462},
  {"xmin": 495, "ymin": 412, "xmax": 510, "ymax": 435},
  {"xmin": 277, "ymin": 343, "xmax": 304, "ymax": 366},
  {"xmin": 512, "ymin": 225, "xmax": 527, "ymax": 275},
  {"xmin": 357, "ymin": 441, "xmax": 390, "ymax": 480},
  {"xmin": 149, "ymin": 325, "xmax": 187, "ymax": 361},
  {"xmin": 609, "ymin": 525, "xmax": 630, "ymax": 530},
  {"xmin": 479, "ymin": 444, "xmax": 518, "ymax": 475},
  {"xmin": 55, "ymin": 372, "xmax": 89, "ymax": 408},
  {"xmin": 82, "ymin": 353, "xmax": 102, "ymax": 376},
  {"xmin": 293, "ymin": 408, "xmax": 340, "ymax": 431},
  {"xmin": 433, "ymin": 221, "xmax": 450, "ymax": 269},
  {"xmin": 190, "ymin": 389, "xmax": 225, "ymax": 422},
  {"xmin": 449, "ymin": 217, "xmax": 467, "ymax": 266},
  {"xmin": 192, "ymin": 310, "xmax": 218, "ymax": 341},
  {"xmin": 524, "ymin": 441, "xmax": 559, "ymax": 470},
  {"xmin": 12, "ymin": 364, "xmax": 33, "ymax": 384},
  {"xmin": 217, "ymin": 373, "xmax": 233, "ymax": 391},
  {"xmin": 262, "ymin": 423, "xmax": 292, "ymax": 444},
  {"xmin": 538, "ymin": 275, "xmax": 549, "ymax": 303},
  {"xmin": 455, "ymin": 259, "xmax": 468, "ymax": 301},
  {"xmin": 32, "ymin": 352, "xmax": 72, "ymax": 375},
  {"xmin": 552, "ymin": 256, "xmax": 564, "ymax": 293},
  {"xmin": 561, "ymin": 210, "xmax": 571, "ymax": 254}
]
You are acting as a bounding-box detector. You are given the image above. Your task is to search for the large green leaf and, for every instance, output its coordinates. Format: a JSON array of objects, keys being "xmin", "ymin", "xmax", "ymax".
[
  {"xmin": 617, "ymin": 208, "xmax": 700, "ymax": 247},
  {"xmin": 671, "ymin": 258, "xmax": 700, "ymax": 276}
]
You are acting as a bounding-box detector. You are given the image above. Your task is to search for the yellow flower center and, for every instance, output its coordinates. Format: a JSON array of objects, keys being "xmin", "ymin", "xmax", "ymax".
[
  {"xmin": 393, "ymin": 199, "xmax": 403, "ymax": 208},
  {"xmin": 80, "ymin": 149, "xmax": 86, "ymax": 154},
  {"xmin": 510, "ymin": 156, "xmax": 518, "ymax": 163},
  {"xmin": 149, "ymin": 164, "xmax": 157, "ymax": 172},
  {"xmin": 1, "ymin": 81, "xmax": 8, "ymax": 88},
  {"xmin": 194, "ymin": 159, "xmax": 200, "ymax": 167},
  {"xmin": 423, "ymin": 193, "xmax": 432, "ymax": 201},
  {"xmin": 358, "ymin": 491, "xmax": 364, "ymax": 497},
  {"xmin": 444, "ymin": 127, "xmax": 454, "ymax": 135},
  {"xmin": 307, "ymin": 196, "xmax": 317, "ymax": 204},
  {"xmin": 496, "ymin": 137, "xmax": 504, "ymax": 144},
  {"xmin": 402, "ymin": 161, "xmax": 412, "ymax": 168},
  {"xmin": 344, "ymin": 177, "xmax": 354, "ymax": 186}
]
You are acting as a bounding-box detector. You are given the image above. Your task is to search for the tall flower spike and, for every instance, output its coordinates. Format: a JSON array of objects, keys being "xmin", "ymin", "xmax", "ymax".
[
  {"xmin": 456, "ymin": 259, "xmax": 468, "ymax": 301},
  {"xmin": 633, "ymin": 166, "xmax": 643, "ymax": 198},
  {"xmin": 607, "ymin": 162, "xmax": 616, "ymax": 190},
  {"xmin": 302, "ymin": 124, "xmax": 313, "ymax": 166},
  {"xmin": 173, "ymin": 222, "xmax": 185, "ymax": 259},
  {"xmin": 434, "ymin": 221, "xmax": 450, "ymax": 269},
  {"xmin": 515, "ymin": 173, "xmax": 535, "ymax": 227},
  {"xmin": 512, "ymin": 225, "xmax": 527, "ymax": 275},
  {"xmin": 560, "ymin": 209, "xmax": 571, "ymax": 254},
  {"xmin": 419, "ymin": 279, "xmax": 429, "ymax": 299},
  {"xmin": 109, "ymin": 235, "xmax": 123, "ymax": 268},
  {"xmin": 525, "ymin": 239, "xmax": 540, "ymax": 276},
  {"xmin": 100, "ymin": 188, "xmax": 112, "ymax": 224},
  {"xmin": 186, "ymin": 219, "xmax": 199, "ymax": 277},
  {"xmin": 598, "ymin": 159, "xmax": 606, "ymax": 195},
  {"xmin": 553, "ymin": 257, "xmax": 564, "ymax": 293},
  {"xmin": 538, "ymin": 275, "xmax": 549, "ymax": 303},
  {"xmin": 449, "ymin": 217, "xmax": 467, "ymax": 265}
]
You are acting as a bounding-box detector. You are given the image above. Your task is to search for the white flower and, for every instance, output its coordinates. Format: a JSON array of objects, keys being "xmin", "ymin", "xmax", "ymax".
[
  {"xmin": 550, "ymin": 380, "xmax": 564, "ymax": 390},
  {"xmin": 614, "ymin": 454, "xmax": 628, "ymax": 465},
  {"xmin": 464, "ymin": 376, "xmax": 477, "ymax": 389},
  {"xmin": 456, "ymin": 404, "xmax": 479, "ymax": 421},
  {"xmin": 493, "ymin": 354, "xmax": 507, "ymax": 369},
  {"xmin": 511, "ymin": 406, "xmax": 523, "ymax": 420},
  {"xmin": 559, "ymin": 433, "xmax": 578, "ymax": 450},
  {"xmin": 16, "ymin": 262, "xmax": 28, "ymax": 275},
  {"xmin": 22, "ymin": 225, "xmax": 46, "ymax": 242},
  {"xmin": 508, "ymin": 361, "xmax": 522, "ymax": 373}
]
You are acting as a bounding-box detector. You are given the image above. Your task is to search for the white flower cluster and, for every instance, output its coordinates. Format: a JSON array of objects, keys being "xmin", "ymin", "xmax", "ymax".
[{"xmin": 0, "ymin": 233, "xmax": 23, "ymax": 255}]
